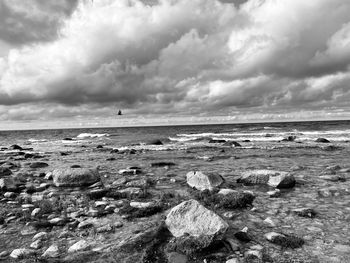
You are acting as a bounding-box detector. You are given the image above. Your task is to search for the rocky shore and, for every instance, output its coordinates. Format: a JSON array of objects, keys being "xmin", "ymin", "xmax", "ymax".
[{"xmin": 1, "ymin": 138, "xmax": 350, "ymax": 263}]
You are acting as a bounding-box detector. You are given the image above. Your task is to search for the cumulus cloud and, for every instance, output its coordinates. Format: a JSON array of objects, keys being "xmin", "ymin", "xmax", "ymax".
[
  {"xmin": 0, "ymin": 0, "xmax": 350, "ymax": 125},
  {"xmin": 0, "ymin": 0, "xmax": 78, "ymax": 45}
]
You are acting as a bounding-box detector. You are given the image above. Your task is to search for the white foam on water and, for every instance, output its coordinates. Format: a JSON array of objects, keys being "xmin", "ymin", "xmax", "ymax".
[
  {"xmin": 77, "ymin": 133, "xmax": 109, "ymax": 139},
  {"xmin": 28, "ymin": 138, "xmax": 47, "ymax": 143}
]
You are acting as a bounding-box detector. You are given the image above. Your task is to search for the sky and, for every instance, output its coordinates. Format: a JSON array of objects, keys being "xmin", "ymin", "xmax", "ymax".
[{"xmin": 1, "ymin": 0, "xmax": 350, "ymax": 129}]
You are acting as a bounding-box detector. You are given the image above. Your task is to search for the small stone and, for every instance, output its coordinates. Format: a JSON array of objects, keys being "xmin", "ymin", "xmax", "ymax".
[
  {"xmin": 315, "ymin": 138, "xmax": 330, "ymax": 143},
  {"xmin": 10, "ymin": 248, "xmax": 35, "ymax": 259},
  {"xmin": 222, "ymin": 211, "xmax": 237, "ymax": 219},
  {"xmin": 21, "ymin": 225, "xmax": 37, "ymax": 236},
  {"xmin": 95, "ymin": 201, "xmax": 109, "ymax": 207},
  {"xmin": 130, "ymin": 201, "xmax": 154, "ymax": 209},
  {"xmin": 45, "ymin": 172, "xmax": 53, "ymax": 180},
  {"xmin": 263, "ymin": 217, "xmax": 277, "ymax": 227},
  {"xmin": 87, "ymin": 208, "xmax": 100, "ymax": 217},
  {"xmin": 119, "ymin": 168, "xmax": 142, "ymax": 175},
  {"xmin": 33, "ymin": 232, "xmax": 48, "ymax": 241},
  {"xmin": 30, "ymin": 239, "xmax": 43, "ymax": 249},
  {"xmin": 31, "ymin": 208, "xmax": 41, "ymax": 217},
  {"xmin": 225, "ymin": 238, "xmax": 240, "ymax": 251},
  {"xmin": 226, "ymin": 258, "xmax": 240, "ymax": 263},
  {"xmin": 49, "ymin": 217, "xmax": 65, "ymax": 226},
  {"xmin": 234, "ymin": 227, "xmax": 251, "ymax": 242},
  {"xmin": 114, "ymin": 221, "xmax": 123, "ymax": 228},
  {"xmin": 264, "ymin": 232, "xmax": 304, "ymax": 248},
  {"xmin": 267, "ymin": 189, "xmax": 281, "ymax": 198},
  {"xmin": 4, "ymin": 192, "xmax": 16, "ymax": 198},
  {"xmin": 77, "ymin": 221, "xmax": 94, "ymax": 230},
  {"xmin": 96, "ymin": 224, "xmax": 114, "ymax": 233},
  {"xmin": 22, "ymin": 204, "xmax": 35, "ymax": 209},
  {"xmin": 42, "ymin": 244, "xmax": 60, "ymax": 258},
  {"xmin": 292, "ymin": 208, "xmax": 317, "ymax": 218},
  {"xmin": 68, "ymin": 240, "xmax": 90, "ymax": 253},
  {"xmin": 0, "ymin": 251, "xmax": 9, "ymax": 258}
]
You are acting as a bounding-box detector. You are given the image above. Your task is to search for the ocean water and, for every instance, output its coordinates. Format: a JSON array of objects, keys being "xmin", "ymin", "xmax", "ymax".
[{"xmin": 1, "ymin": 120, "xmax": 350, "ymax": 152}]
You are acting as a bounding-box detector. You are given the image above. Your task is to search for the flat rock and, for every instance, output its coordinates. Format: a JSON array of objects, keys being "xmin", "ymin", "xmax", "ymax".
[
  {"xmin": 52, "ymin": 168, "xmax": 100, "ymax": 187},
  {"xmin": 186, "ymin": 171, "xmax": 224, "ymax": 191},
  {"xmin": 238, "ymin": 170, "xmax": 295, "ymax": 188},
  {"xmin": 165, "ymin": 199, "xmax": 228, "ymax": 237}
]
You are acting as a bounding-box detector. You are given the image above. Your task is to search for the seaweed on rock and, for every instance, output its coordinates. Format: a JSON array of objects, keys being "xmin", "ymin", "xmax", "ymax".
[
  {"xmin": 118, "ymin": 203, "xmax": 165, "ymax": 220},
  {"xmin": 165, "ymin": 234, "xmax": 215, "ymax": 256},
  {"xmin": 191, "ymin": 189, "xmax": 255, "ymax": 210}
]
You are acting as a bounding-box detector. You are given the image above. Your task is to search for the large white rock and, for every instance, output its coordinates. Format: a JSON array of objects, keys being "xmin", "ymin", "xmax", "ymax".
[
  {"xmin": 186, "ymin": 171, "xmax": 224, "ymax": 191},
  {"xmin": 238, "ymin": 170, "xmax": 295, "ymax": 188},
  {"xmin": 52, "ymin": 168, "xmax": 100, "ymax": 187},
  {"xmin": 165, "ymin": 199, "xmax": 228, "ymax": 237}
]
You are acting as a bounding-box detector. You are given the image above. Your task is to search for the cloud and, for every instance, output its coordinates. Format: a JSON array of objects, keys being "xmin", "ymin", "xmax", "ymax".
[
  {"xmin": 0, "ymin": 0, "xmax": 79, "ymax": 45},
  {"xmin": 0, "ymin": 0, "xmax": 350, "ymax": 124}
]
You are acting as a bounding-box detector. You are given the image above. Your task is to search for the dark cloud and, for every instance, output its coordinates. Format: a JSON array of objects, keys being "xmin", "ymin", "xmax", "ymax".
[{"xmin": 0, "ymin": 0, "xmax": 78, "ymax": 45}]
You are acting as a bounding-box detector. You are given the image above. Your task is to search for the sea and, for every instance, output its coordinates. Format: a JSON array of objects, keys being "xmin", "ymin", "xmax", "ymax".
[{"xmin": 1, "ymin": 120, "xmax": 350, "ymax": 151}]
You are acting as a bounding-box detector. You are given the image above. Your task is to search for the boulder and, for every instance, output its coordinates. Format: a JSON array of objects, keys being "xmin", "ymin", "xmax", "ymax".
[
  {"xmin": 315, "ymin": 138, "xmax": 330, "ymax": 143},
  {"xmin": 186, "ymin": 171, "xmax": 224, "ymax": 191},
  {"xmin": 238, "ymin": 170, "xmax": 295, "ymax": 188},
  {"xmin": 165, "ymin": 199, "xmax": 228, "ymax": 238},
  {"xmin": 52, "ymin": 168, "xmax": 100, "ymax": 187}
]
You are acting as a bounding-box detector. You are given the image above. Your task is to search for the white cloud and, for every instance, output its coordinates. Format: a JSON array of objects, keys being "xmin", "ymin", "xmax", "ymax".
[{"xmin": 0, "ymin": 0, "xmax": 350, "ymax": 124}]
